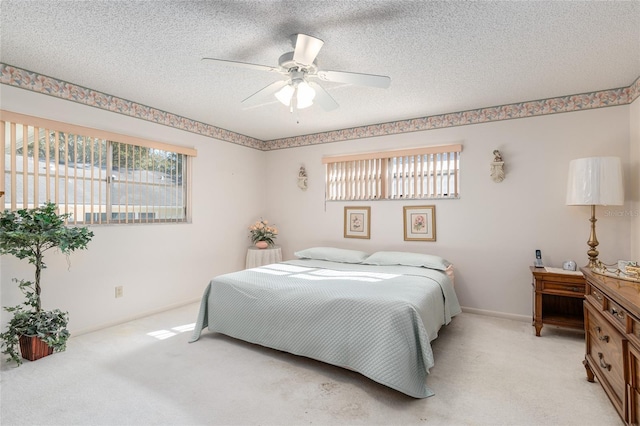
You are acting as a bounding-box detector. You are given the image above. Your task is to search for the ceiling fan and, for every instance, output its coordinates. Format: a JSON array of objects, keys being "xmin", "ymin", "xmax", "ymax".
[{"xmin": 202, "ymin": 34, "xmax": 391, "ymax": 113}]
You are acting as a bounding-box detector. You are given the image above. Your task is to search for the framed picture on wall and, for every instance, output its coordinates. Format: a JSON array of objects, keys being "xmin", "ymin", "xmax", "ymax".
[
  {"xmin": 403, "ymin": 205, "xmax": 436, "ymax": 241},
  {"xmin": 344, "ymin": 206, "xmax": 371, "ymax": 239}
]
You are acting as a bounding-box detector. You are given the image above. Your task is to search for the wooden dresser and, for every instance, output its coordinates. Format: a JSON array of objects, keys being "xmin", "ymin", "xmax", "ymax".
[{"xmin": 583, "ymin": 267, "xmax": 640, "ymax": 425}]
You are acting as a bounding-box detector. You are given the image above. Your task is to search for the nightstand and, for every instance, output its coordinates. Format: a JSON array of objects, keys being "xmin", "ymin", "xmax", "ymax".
[{"xmin": 530, "ymin": 266, "xmax": 586, "ymax": 336}]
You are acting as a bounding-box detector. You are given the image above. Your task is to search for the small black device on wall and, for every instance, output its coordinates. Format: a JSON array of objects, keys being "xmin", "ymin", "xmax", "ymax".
[{"xmin": 534, "ymin": 249, "xmax": 544, "ymax": 268}]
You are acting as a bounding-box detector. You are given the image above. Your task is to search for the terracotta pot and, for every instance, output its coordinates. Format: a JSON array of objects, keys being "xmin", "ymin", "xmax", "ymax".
[
  {"xmin": 19, "ymin": 335, "xmax": 54, "ymax": 361},
  {"xmin": 255, "ymin": 241, "xmax": 269, "ymax": 249}
]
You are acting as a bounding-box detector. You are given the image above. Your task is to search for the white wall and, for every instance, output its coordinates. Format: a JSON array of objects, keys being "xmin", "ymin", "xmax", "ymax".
[
  {"xmin": 265, "ymin": 106, "xmax": 633, "ymax": 319},
  {"xmin": 1, "ymin": 85, "xmax": 635, "ymax": 329},
  {"xmin": 0, "ymin": 86, "xmax": 267, "ymax": 334},
  {"xmin": 631, "ymin": 98, "xmax": 640, "ymax": 260}
]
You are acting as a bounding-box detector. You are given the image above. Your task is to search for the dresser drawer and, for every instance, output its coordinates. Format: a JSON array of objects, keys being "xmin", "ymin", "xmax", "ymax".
[
  {"xmin": 630, "ymin": 386, "xmax": 640, "ymax": 426},
  {"xmin": 541, "ymin": 280, "xmax": 585, "ymax": 295},
  {"xmin": 585, "ymin": 303, "xmax": 625, "ymax": 411},
  {"xmin": 582, "ymin": 267, "xmax": 640, "ymax": 425},
  {"xmin": 586, "ymin": 283, "xmax": 606, "ymax": 310},
  {"xmin": 605, "ymin": 298, "xmax": 628, "ymax": 331},
  {"xmin": 631, "ymin": 318, "xmax": 640, "ymax": 348},
  {"xmin": 629, "ymin": 345, "xmax": 640, "ymax": 425}
]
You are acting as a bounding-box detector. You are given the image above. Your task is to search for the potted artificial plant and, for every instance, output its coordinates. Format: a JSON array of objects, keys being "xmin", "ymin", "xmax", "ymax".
[{"xmin": 0, "ymin": 202, "xmax": 94, "ymax": 365}]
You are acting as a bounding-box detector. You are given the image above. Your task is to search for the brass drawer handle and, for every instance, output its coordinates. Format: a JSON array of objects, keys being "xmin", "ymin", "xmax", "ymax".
[
  {"xmin": 592, "ymin": 291, "xmax": 603, "ymax": 301},
  {"xmin": 595, "ymin": 326, "xmax": 609, "ymax": 343},
  {"xmin": 610, "ymin": 307, "xmax": 625, "ymax": 320},
  {"xmin": 598, "ymin": 353, "xmax": 612, "ymax": 371}
]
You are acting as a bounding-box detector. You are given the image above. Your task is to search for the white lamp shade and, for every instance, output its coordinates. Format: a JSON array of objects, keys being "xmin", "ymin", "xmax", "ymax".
[
  {"xmin": 566, "ymin": 156, "xmax": 624, "ymax": 206},
  {"xmin": 296, "ymin": 81, "xmax": 315, "ymax": 109},
  {"xmin": 275, "ymin": 84, "xmax": 294, "ymax": 106},
  {"xmin": 274, "ymin": 81, "xmax": 316, "ymax": 109}
]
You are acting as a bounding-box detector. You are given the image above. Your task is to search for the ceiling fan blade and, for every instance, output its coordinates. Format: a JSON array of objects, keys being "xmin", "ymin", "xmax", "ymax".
[
  {"xmin": 316, "ymin": 70, "xmax": 391, "ymax": 89},
  {"xmin": 241, "ymin": 80, "xmax": 288, "ymax": 108},
  {"xmin": 309, "ymin": 82, "xmax": 339, "ymax": 111},
  {"xmin": 201, "ymin": 57, "xmax": 279, "ymax": 73},
  {"xmin": 292, "ymin": 34, "xmax": 324, "ymax": 66}
]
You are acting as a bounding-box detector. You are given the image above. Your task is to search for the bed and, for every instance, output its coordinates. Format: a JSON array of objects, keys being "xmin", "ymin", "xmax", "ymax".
[{"xmin": 190, "ymin": 248, "xmax": 461, "ymax": 398}]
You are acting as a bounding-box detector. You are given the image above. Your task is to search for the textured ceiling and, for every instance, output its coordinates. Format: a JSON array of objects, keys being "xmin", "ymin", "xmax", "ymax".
[{"xmin": 1, "ymin": 1, "xmax": 639, "ymax": 142}]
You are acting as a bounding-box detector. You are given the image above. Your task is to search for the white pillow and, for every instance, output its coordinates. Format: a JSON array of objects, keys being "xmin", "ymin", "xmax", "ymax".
[
  {"xmin": 362, "ymin": 251, "xmax": 451, "ymax": 271},
  {"xmin": 294, "ymin": 247, "xmax": 370, "ymax": 264}
]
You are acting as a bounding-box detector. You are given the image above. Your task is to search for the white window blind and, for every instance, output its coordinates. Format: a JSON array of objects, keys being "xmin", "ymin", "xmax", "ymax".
[
  {"xmin": 1, "ymin": 110, "xmax": 196, "ymax": 224},
  {"xmin": 323, "ymin": 144, "xmax": 462, "ymax": 201}
]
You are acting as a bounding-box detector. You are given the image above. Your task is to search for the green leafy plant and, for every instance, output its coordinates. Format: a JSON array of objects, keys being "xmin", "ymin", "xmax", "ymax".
[
  {"xmin": 248, "ymin": 218, "xmax": 278, "ymax": 246},
  {"xmin": 0, "ymin": 280, "xmax": 70, "ymax": 364},
  {"xmin": 0, "ymin": 202, "xmax": 94, "ymax": 365}
]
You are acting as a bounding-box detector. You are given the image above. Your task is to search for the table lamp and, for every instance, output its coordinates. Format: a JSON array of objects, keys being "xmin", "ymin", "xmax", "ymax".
[{"xmin": 566, "ymin": 156, "xmax": 624, "ymax": 267}]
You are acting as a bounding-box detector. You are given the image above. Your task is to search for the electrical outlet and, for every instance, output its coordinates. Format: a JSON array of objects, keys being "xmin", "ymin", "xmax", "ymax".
[{"xmin": 115, "ymin": 286, "xmax": 123, "ymax": 298}]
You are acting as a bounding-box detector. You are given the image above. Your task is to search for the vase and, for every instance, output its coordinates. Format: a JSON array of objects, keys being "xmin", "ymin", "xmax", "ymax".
[
  {"xmin": 19, "ymin": 335, "xmax": 54, "ymax": 361},
  {"xmin": 255, "ymin": 241, "xmax": 269, "ymax": 249}
]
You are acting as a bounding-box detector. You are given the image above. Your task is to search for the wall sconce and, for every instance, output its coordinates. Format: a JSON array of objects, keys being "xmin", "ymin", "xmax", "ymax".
[
  {"xmin": 297, "ymin": 166, "xmax": 308, "ymax": 191},
  {"xmin": 490, "ymin": 150, "xmax": 505, "ymax": 183}
]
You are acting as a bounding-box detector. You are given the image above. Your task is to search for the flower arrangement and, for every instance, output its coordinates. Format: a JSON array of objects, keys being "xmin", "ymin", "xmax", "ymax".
[{"xmin": 248, "ymin": 219, "xmax": 278, "ymax": 246}]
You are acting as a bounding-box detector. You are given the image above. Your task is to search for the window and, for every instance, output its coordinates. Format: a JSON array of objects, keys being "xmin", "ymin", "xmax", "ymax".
[
  {"xmin": 1, "ymin": 111, "xmax": 197, "ymax": 224},
  {"xmin": 323, "ymin": 144, "xmax": 462, "ymax": 201}
]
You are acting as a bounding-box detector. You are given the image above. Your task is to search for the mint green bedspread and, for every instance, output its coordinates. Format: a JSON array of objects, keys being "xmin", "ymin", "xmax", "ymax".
[{"xmin": 190, "ymin": 259, "xmax": 461, "ymax": 398}]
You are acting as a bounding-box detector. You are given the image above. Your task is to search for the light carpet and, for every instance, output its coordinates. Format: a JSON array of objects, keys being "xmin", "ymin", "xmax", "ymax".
[{"xmin": 0, "ymin": 303, "xmax": 621, "ymax": 425}]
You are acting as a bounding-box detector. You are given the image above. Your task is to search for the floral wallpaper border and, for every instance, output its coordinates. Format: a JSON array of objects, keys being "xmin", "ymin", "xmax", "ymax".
[
  {"xmin": 268, "ymin": 75, "xmax": 640, "ymax": 150},
  {"xmin": 2, "ymin": 63, "xmax": 639, "ymax": 152},
  {"xmin": 0, "ymin": 64, "xmax": 264, "ymax": 150}
]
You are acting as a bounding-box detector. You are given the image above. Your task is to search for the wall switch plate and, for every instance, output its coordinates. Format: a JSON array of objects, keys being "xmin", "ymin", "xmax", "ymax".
[{"xmin": 115, "ymin": 286, "xmax": 123, "ymax": 298}]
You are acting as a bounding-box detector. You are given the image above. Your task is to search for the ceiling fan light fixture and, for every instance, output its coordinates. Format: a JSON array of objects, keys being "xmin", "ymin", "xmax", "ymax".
[
  {"xmin": 296, "ymin": 81, "xmax": 315, "ymax": 109},
  {"xmin": 275, "ymin": 80, "xmax": 316, "ymax": 110},
  {"xmin": 275, "ymin": 84, "xmax": 295, "ymax": 106},
  {"xmin": 204, "ymin": 32, "xmax": 391, "ymax": 113}
]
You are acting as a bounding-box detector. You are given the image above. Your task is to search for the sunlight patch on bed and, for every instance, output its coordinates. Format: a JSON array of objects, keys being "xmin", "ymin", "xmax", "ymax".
[
  {"xmin": 254, "ymin": 268, "xmax": 291, "ymax": 275},
  {"xmin": 254, "ymin": 264, "xmax": 315, "ymax": 275},
  {"xmin": 291, "ymin": 274, "xmax": 383, "ymax": 282},
  {"xmin": 308, "ymin": 269, "xmax": 399, "ymax": 279},
  {"xmin": 262, "ymin": 264, "xmax": 314, "ymax": 272},
  {"xmin": 253, "ymin": 265, "xmax": 400, "ymax": 282}
]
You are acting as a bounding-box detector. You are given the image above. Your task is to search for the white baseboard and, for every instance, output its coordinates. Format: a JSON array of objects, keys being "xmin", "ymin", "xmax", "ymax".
[
  {"xmin": 461, "ymin": 306, "xmax": 530, "ymax": 323},
  {"xmin": 71, "ymin": 297, "xmax": 201, "ymax": 337}
]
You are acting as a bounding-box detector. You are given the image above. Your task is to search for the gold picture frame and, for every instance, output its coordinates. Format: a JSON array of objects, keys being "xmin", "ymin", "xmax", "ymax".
[
  {"xmin": 344, "ymin": 206, "xmax": 371, "ymax": 239},
  {"xmin": 403, "ymin": 205, "xmax": 436, "ymax": 241}
]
